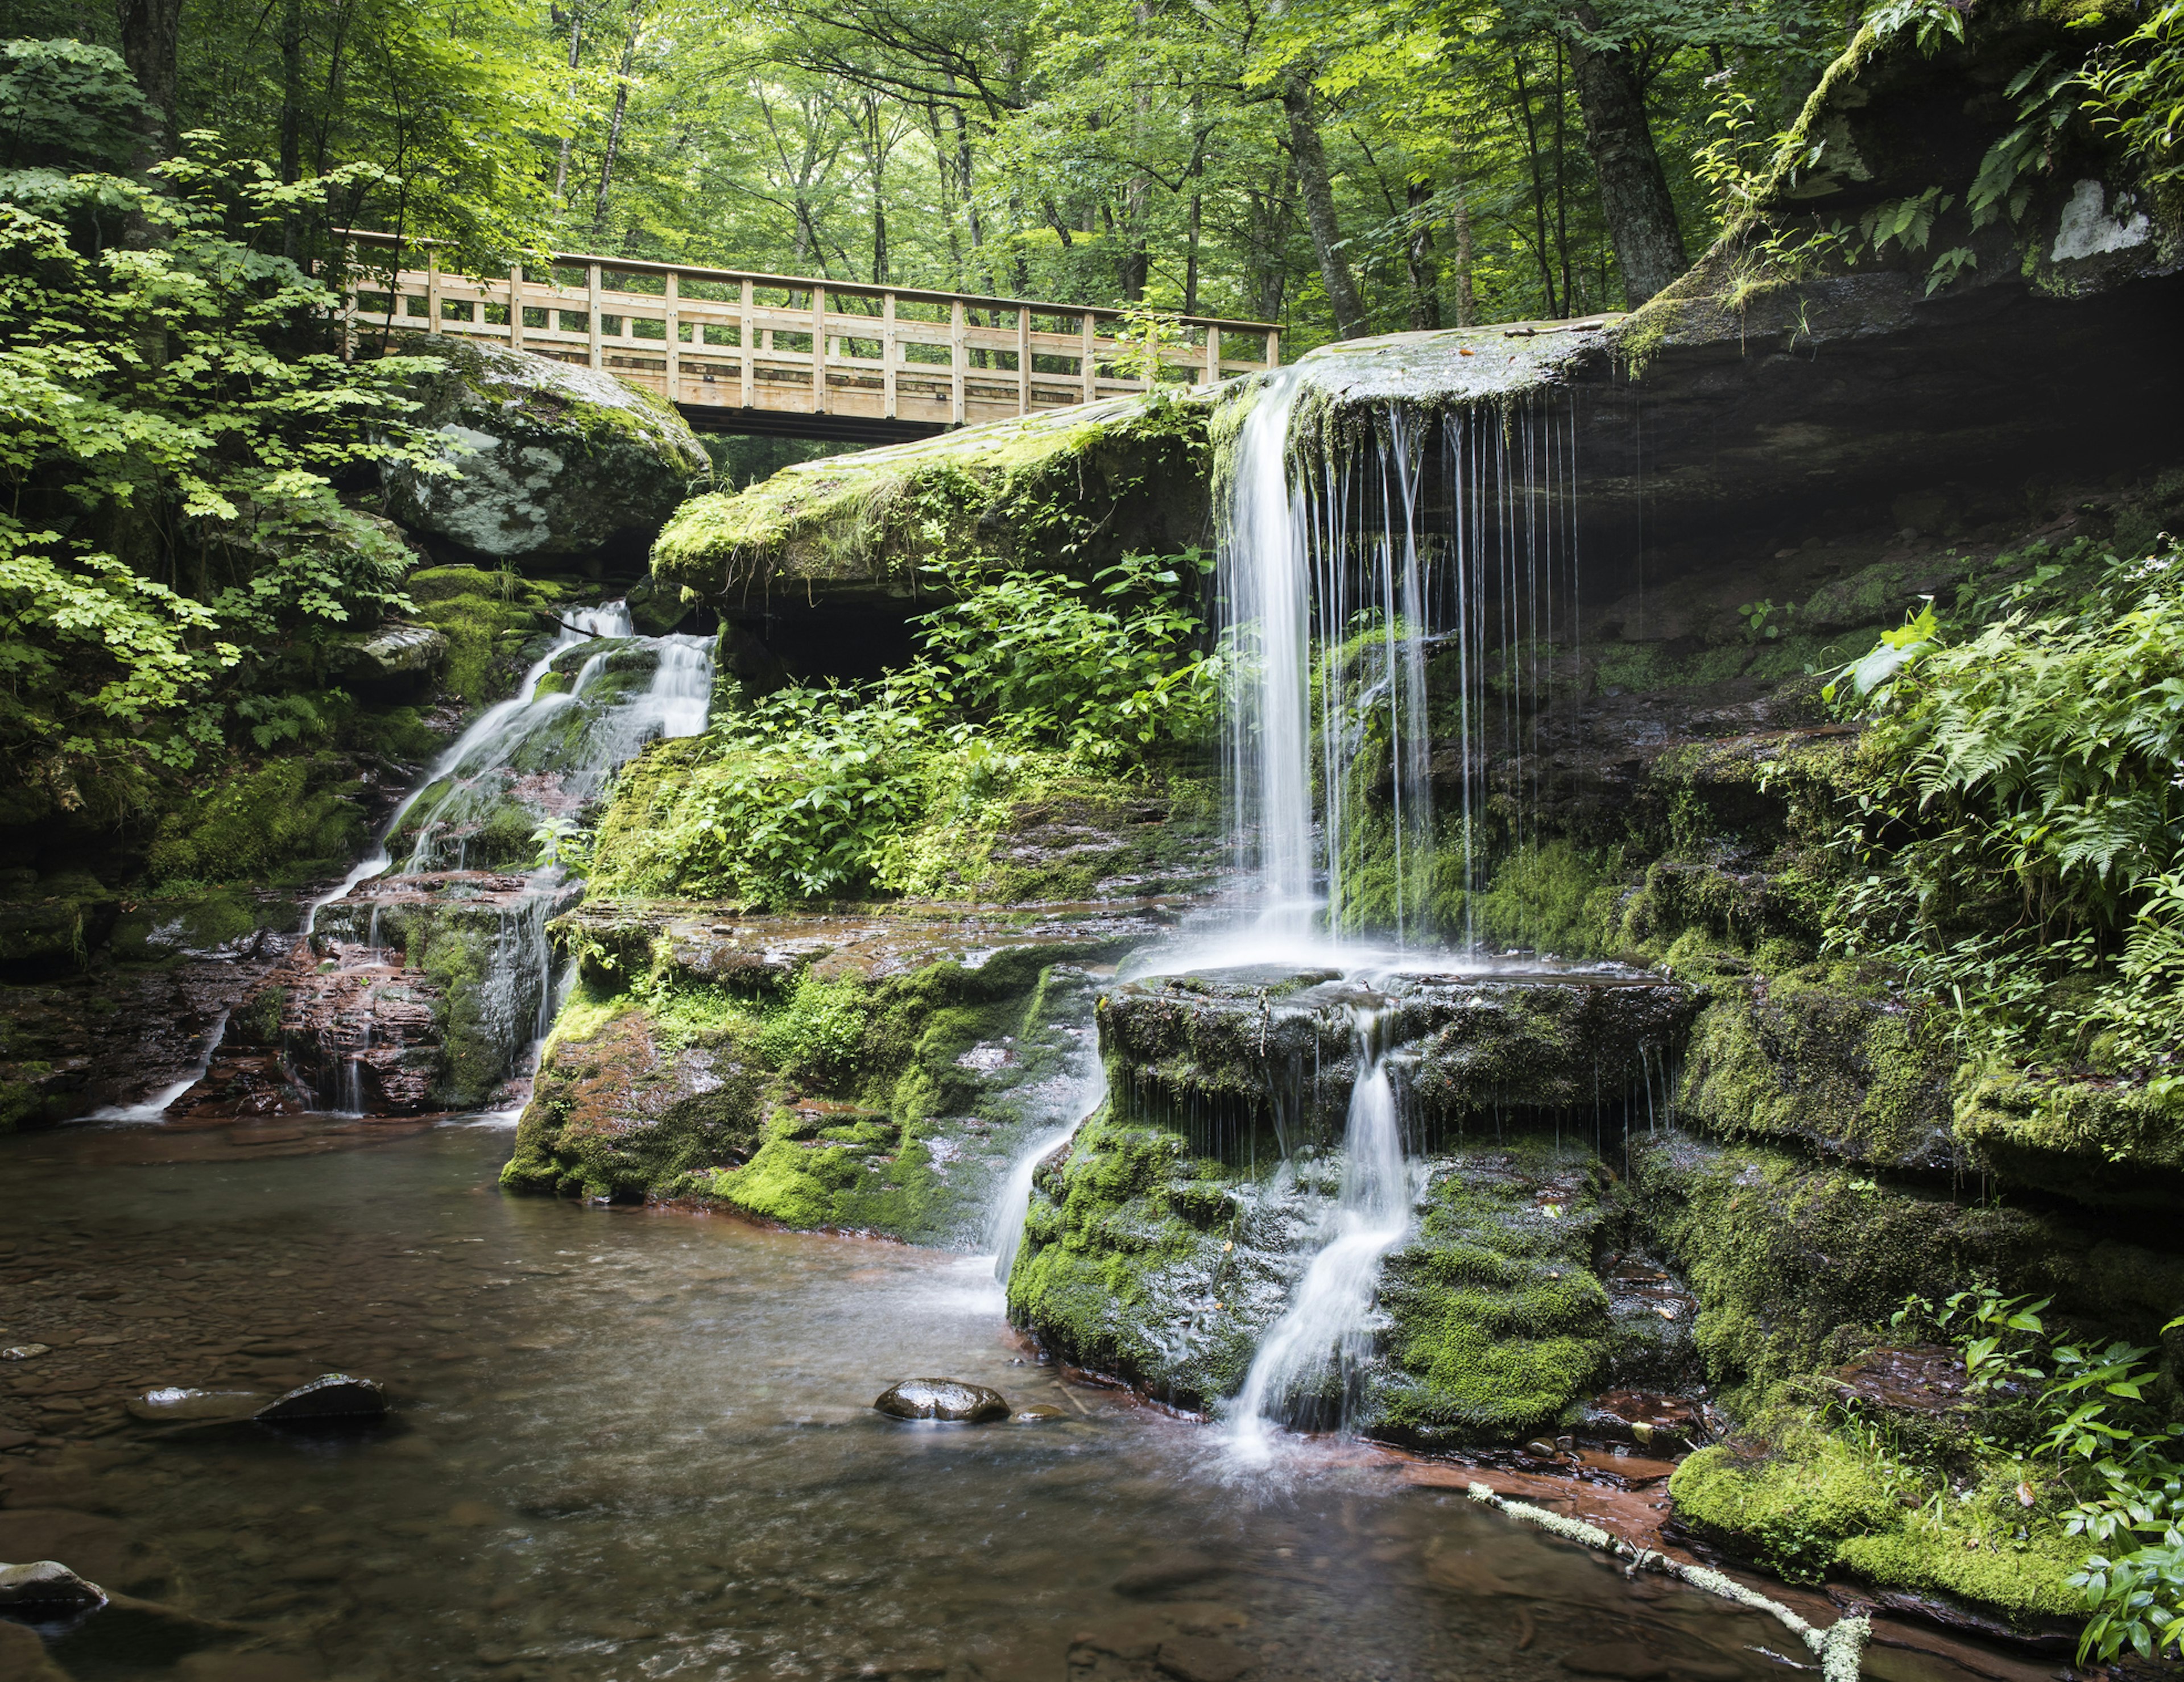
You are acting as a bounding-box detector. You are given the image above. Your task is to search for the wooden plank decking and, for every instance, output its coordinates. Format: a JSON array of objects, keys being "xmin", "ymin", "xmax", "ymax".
[{"xmin": 339, "ymin": 231, "xmax": 1280, "ymax": 444}]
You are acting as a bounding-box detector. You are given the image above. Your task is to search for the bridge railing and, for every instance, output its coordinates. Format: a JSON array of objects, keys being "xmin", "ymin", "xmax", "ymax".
[{"xmin": 338, "ymin": 231, "xmax": 1280, "ymax": 430}]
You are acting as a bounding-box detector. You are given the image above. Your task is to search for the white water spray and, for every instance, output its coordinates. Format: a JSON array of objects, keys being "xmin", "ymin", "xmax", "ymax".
[{"xmin": 1228, "ymin": 1005, "xmax": 1413, "ymax": 1463}]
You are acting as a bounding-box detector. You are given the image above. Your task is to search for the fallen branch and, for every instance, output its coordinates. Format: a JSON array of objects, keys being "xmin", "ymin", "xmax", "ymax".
[{"xmin": 1463, "ymin": 1481, "xmax": 1872, "ymax": 1682}]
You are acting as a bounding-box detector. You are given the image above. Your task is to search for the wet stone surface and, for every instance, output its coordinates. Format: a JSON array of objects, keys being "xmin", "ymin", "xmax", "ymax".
[{"xmin": 0, "ymin": 1120, "xmax": 2053, "ymax": 1682}]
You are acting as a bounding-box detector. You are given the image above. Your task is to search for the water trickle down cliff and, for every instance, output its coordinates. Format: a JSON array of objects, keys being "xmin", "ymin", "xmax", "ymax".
[{"xmin": 172, "ymin": 605, "xmax": 717, "ymax": 1121}]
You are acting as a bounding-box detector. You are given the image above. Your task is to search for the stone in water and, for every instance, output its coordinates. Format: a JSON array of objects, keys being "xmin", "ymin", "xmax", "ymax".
[
  {"xmin": 254, "ymin": 1373, "xmax": 388, "ymax": 1423},
  {"xmin": 872, "ymin": 1378, "xmax": 1009, "ymax": 1423},
  {"xmin": 0, "ymin": 1559, "xmax": 107, "ymax": 1613}
]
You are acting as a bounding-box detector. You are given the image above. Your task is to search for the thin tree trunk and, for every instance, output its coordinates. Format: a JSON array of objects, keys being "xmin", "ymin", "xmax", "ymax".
[
  {"xmin": 1565, "ymin": 1, "xmax": 1688, "ymax": 305},
  {"xmin": 279, "ymin": 0, "xmax": 305, "ymax": 256},
  {"xmin": 591, "ymin": 13, "xmax": 640, "ymax": 241},
  {"xmin": 1405, "ymin": 177, "xmax": 1440, "ymax": 330},
  {"xmin": 114, "ymin": 0, "xmax": 181, "ymax": 169},
  {"xmin": 1451, "ymin": 189, "xmax": 1476, "ymax": 326},
  {"xmin": 1281, "ymin": 71, "xmax": 1364, "ymax": 338},
  {"xmin": 1183, "ymin": 188, "xmax": 1202, "ymax": 316},
  {"xmin": 553, "ymin": 8, "xmax": 583, "ymax": 206},
  {"xmin": 1510, "ymin": 48, "xmax": 1561, "ymax": 316}
]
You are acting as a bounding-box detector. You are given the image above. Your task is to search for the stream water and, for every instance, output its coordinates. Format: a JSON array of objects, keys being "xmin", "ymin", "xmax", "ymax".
[{"xmin": 0, "ymin": 1120, "xmax": 2016, "ymax": 1682}]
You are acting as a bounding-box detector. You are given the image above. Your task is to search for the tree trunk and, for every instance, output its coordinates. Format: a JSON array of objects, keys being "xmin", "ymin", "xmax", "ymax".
[
  {"xmin": 114, "ymin": 0, "xmax": 181, "ymax": 167},
  {"xmin": 1565, "ymin": 2, "xmax": 1688, "ymax": 306},
  {"xmin": 1280, "ymin": 71, "xmax": 1364, "ymax": 338},
  {"xmin": 1405, "ymin": 177, "xmax": 1440, "ymax": 330},
  {"xmin": 1451, "ymin": 189, "xmax": 1476, "ymax": 327},
  {"xmin": 553, "ymin": 9, "xmax": 584, "ymax": 206},
  {"xmin": 591, "ymin": 14, "xmax": 640, "ymax": 241},
  {"xmin": 279, "ymin": 0, "xmax": 305, "ymax": 257}
]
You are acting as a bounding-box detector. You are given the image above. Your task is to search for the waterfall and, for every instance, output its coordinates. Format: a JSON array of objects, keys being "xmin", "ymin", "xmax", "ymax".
[
  {"xmin": 1228, "ymin": 1003, "xmax": 1412, "ymax": 1463},
  {"xmin": 1203, "ymin": 364, "xmax": 1586, "ymax": 1459},
  {"xmin": 82, "ymin": 1009, "xmax": 230, "ymax": 1122},
  {"xmin": 1214, "ymin": 375, "xmax": 1582, "ymax": 954},
  {"xmin": 293, "ymin": 599, "xmax": 715, "ymax": 1113}
]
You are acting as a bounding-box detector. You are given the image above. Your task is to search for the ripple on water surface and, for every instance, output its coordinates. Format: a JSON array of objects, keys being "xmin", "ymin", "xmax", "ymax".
[{"xmin": 0, "ymin": 1124, "xmax": 2021, "ymax": 1682}]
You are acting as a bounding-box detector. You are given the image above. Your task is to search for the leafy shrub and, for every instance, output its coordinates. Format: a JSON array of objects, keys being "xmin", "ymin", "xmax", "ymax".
[
  {"xmin": 589, "ymin": 549, "xmax": 1218, "ymax": 905},
  {"xmin": 1827, "ymin": 540, "xmax": 2184, "ymax": 1082}
]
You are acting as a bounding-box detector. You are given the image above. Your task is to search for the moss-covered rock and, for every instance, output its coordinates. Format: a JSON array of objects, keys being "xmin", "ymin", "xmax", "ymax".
[
  {"xmin": 1676, "ymin": 967, "xmax": 1958, "ymax": 1171},
  {"xmin": 1371, "ymin": 1144, "xmax": 1615, "ymax": 1443},
  {"xmin": 143, "ymin": 759, "xmax": 366, "ymax": 890},
  {"xmin": 382, "ymin": 340, "xmax": 709, "ymax": 562},
  {"xmin": 503, "ymin": 902, "xmax": 1153, "ymax": 1243},
  {"xmin": 650, "ymin": 390, "xmax": 1210, "ymax": 600},
  {"xmin": 1955, "ymin": 1067, "xmax": 2184, "ymax": 1204},
  {"xmin": 1629, "ymin": 1134, "xmax": 2069, "ymax": 1395},
  {"xmin": 1669, "ymin": 1420, "xmax": 2088, "ymax": 1628},
  {"xmin": 500, "ymin": 999, "xmax": 763, "ymax": 1198},
  {"xmin": 403, "ymin": 565, "xmax": 569, "ymax": 710}
]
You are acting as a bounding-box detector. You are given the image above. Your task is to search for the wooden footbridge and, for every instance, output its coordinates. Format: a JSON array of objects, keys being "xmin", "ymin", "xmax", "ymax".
[{"xmin": 341, "ymin": 231, "xmax": 1280, "ymax": 445}]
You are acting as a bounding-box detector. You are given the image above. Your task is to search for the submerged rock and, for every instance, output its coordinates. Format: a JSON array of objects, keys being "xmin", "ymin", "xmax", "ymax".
[
  {"xmin": 872, "ymin": 1378, "xmax": 1010, "ymax": 1422},
  {"xmin": 254, "ymin": 1373, "xmax": 388, "ymax": 1423},
  {"xmin": 382, "ymin": 340, "xmax": 709, "ymax": 563},
  {"xmin": 126, "ymin": 1387, "xmax": 263, "ymax": 1424},
  {"xmin": 0, "ymin": 1558, "xmax": 107, "ymax": 1613}
]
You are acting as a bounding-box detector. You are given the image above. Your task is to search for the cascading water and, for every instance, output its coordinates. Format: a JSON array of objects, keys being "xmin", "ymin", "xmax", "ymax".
[
  {"xmin": 1228, "ymin": 1002, "xmax": 1413, "ymax": 1463},
  {"xmin": 1216, "ymin": 375, "xmax": 1582, "ymax": 956},
  {"xmin": 1210, "ymin": 364, "xmax": 1586, "ymax": 1457},
  {"xmin": 294, "ymin": 600, "xmax": 714, "ymax": 1113}
]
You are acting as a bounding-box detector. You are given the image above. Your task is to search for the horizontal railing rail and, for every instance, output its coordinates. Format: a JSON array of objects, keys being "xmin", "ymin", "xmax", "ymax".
[{"xmin": 337, "ymin": 230, "xmax": 1280, "ymax": 430}]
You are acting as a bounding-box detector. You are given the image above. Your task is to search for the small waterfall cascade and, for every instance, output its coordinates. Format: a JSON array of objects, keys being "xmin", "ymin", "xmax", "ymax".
[
  {"xmin": 1228, "ymin": 1002, "xmax": 1414, "ymax": 1463},
  {"xmin": 293, "ymin": 600, "xmax": 715, "ymax": 1113},
  {"xmin": 1205, "ymin": 363, "xmax": 1586, "ymax": 1459},
  {"xmin": 1215, "ymin": 373, "xmax": 1582, "ymax": 953}
]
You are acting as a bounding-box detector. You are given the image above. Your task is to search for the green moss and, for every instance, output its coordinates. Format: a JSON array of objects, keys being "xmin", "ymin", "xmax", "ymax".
[
  {"xmin": 1677, "ymin": 965, "xmax": 1958, "ymax": 1169},
  {"xmin": 1376, "ymin": 1144, "xmax": 1614, "ymax": 1441},
  {"xmin": 405, "ymin": 565, "xmax": 565, "ymax": 709},
  {"xmin": 1631, "ymin": 1134, "xmax": 2069, "ymax": 1395},
  {"xmin": 1006, "ymin": 1104, "xmax": 1259, "ymax": 1404},
  {"xmin": 1670, "ymin": 1423, "xmax": 2087, "ymax": 1625},
  {"xmin": 143, "ymin": 759, "xmax": 364, "ymax": 888},
  {"xmin": 1955, "ymin": 1067, "xmax": 2184, "ymax": 1202},
  {"xmin": 650, "ymin": 390, "xmax": 1211, "ymax": 594}
]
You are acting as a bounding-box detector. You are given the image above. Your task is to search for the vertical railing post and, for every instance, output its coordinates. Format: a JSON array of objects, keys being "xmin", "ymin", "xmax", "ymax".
[
  {"xmin": 882, "ymin": 291, "xmax": 899, "ymax": 420},
  {"xmin": 812, "ymin": 283, "xmax": 828, "ymax": 414},
  {"xmin": 739, "ymin": 279, "xmax": 756, "ymax": 408},
  {"xmin": 663, "ymin": 271, "xmax": 680, "ymax": 403},
  {"xmin": 950, "ymin": 300, "xmax": 966, "ymax": 424},
  {"xmin": 1267, "ymin": 328, "xmax": 1281, "ymax": 370},
  {"xmin": 426, "ymin": 248, "xmax": 442, "ymax": 335},
  {"xmin": 508, "ymin": 263, "xmax": 525, "ymax": 349},
  {"xmin": 1079, "ymin": 312, "xmax": 1097, "ymax": 404},
  {"xmin": 587, "ymin": 263, "xmax": 604, "ymax": 369},
  {"xmin": 1204, "ymin": 324, "xmax": 1219, "ymax": 386},
  {"xmin": 1016, "ymin": 308, "xmax": 1030, "ymax": 415}
]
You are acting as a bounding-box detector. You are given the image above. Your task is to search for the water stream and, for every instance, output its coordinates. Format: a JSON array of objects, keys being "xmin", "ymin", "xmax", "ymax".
[{"xmin": 1228, "ymin": 1003, "xmax": 1416, "ymax": 1463}]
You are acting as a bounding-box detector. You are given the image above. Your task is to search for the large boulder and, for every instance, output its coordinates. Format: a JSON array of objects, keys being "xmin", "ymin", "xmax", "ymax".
[{"xmin": 382, "ymin": 341, "xmax": 710, "ymax": 563}]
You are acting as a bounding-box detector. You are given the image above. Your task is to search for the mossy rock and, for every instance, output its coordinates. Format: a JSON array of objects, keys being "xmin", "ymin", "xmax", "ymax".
[
  {"xmin": 1956, "ymin": 1067, "xmax": 2184, "ymax": 1205},
  {"xmin": 501, "ymin": 1002, "xmax": 763, "ymax": 1199},
  {"xmin": 143, "ymin": 759, "xmax": 366, "ymax": 890},
  {"xmin": 1669, "ymin": 1422, "xmax": 2088, "ymax": 1629},
  {"xmin": 1006, "ymin": 1104, "xmax": 1294, "ymax": 1408},
  {"xmin": 1371, "ymin": 1143, "xmax": 1615, "ymax": 1444},
  {"xmin": 1676, "ymin": 967, "xmax": 1958, "ymax": 1170},
  {"xmin": 1629, "ymin": 1134, "xmax": 2075, "ymax": 1394},
  {"xmin": 382, "ymin": 339, "xmax": 710, "ymax": 562},
  {"xmin": 650, "ymin": 390, "xmax": 1211, "ymax": 598}
]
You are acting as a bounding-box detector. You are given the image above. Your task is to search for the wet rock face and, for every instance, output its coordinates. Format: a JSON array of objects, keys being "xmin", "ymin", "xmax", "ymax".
[
  {"xmin": 0, "ymin": 1558, "xmax": 106, "ymax": 1613},
  {"xmin": 500, "ymin": 1007, "xmax": 763, "ymax": 1200},
  {"xmin": 1101, "ymin": 966, "xmax": 1702, "ymax": 1156},
  {"xmin": 381, "ymin": 341, "xmax": 710, "ymax": 564},
  {"xmin": 872, "ymin": 1378, "xmax": 1010, "ymax": 1422},
  {"xmin": 276, "ymin": 871, "xmax": 579, "ymax": 1114}
]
